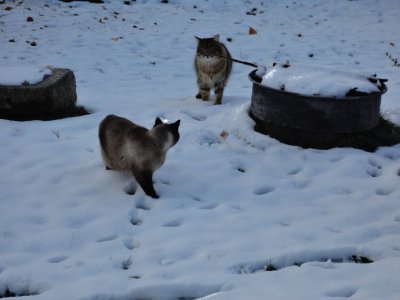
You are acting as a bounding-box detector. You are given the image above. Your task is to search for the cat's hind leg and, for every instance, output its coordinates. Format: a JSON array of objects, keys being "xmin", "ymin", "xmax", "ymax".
[
  {"xmin": 214, "ymin": 82, "xmax": 225, "ymax": 105},
  {"xmin": 132, "ymin": 169, "xmax": 159, "ymax": 199},
  {"xmin": 196, "ymin": 84, "xmax": 210, "ymax": 101}
]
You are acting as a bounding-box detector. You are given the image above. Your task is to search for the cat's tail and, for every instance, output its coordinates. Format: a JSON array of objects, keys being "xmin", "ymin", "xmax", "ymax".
[
  {"xmin": 211, "ymin": 53, "xmax": 258, "ymax": 68},
  {"xmin": 205, "ymin": 52, "xmax": 266, "ymax": 77}
]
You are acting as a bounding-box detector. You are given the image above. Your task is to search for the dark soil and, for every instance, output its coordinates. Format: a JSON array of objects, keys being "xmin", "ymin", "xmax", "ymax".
[
  {"xmin": 265, "ymin": 255, "xmax": 374, "ymax": 271},
  {"xmin": 337, "ymin": 116, "xmax": 400, "ymax": 152},
  {"xmin": 253, "ymin": 115, "xmax": 400, "ymax": 152},
  {"xmin": 0, "ymin": 288, "xmax": 39, "ymax": 298}
]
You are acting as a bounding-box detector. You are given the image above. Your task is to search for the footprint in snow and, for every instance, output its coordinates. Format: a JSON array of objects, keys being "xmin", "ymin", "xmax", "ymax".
[
  {"xmin": 253, "ymin": 185, "xmax": 275, "ymax": 195},
  {"xmin": 136, "ymin": 202, "xmax": 152, "ymax": 210},
  {"xmin": 325, "ymin": 287, "xmax": 357, "ymax": 298},
  {"xmin": 368, "ymin": 158, "xmax": 382, "ymax": 170},
  {"xmin": 189, "ymin": 194, "xmax": 203, "ymax": 202},
  {"xmin": 383, "ymin": 150, "xmax": 400, "ymax": 160},
  {"xmin": 163, "ymin": 218, "xmax": 184, "ymax": 227},
  {"xmin": 47, "ymin": 255, "xmax": 68, "ymax": 264},
  {"xmin": 375, "ymin": 187, "xmax": 393, "ymax": 196},
  {"xmin": 51, "ymin": 130, "xmax": 60, "ymax": 138},
  {"xmin": 366, "ymin": 168, "xmax": 381, "ymax": 178},
  {"xmin": 199, "ymin": 203, "xmax": 219, "ymax": 210},
  {"xmin": 329, "ymin": 156, "xmax": 344, "ymax": 163},
  {"xmin": 160, "ymin": 179, "xmax": 170, "ymax": 185},
  {"xmin": 129, "ymin": 207, "xmax": 144, "ymax": 225},
  {"xmin": 124, "ymin": 238, "xmax": 139, "ymax": 250},
  {"xmin": 96, "ymin": 234, "xmax": 118, "ymax": 243},
  {"xmin": 130, "ymin": 216, "xmax": 143, "ymax": 226},
  {"xmin": 135, "ymin": 197, "xmax": 152, "ymax": 210},
  {"xmin": 181, "ymin": 110, "xmax": 207, "ymax": 121},
  {"xmin": 278, "ymin": 221, "xmax": 290, "ymax": 227},
  {"xmin": 124, "ymin": 182, "xmax": 137, "ymax": 195},
  {"xmin": 287, "ymin": 167, "xmax": 302, "ymax": 175},
  {"xmin": 366, "ymin": 156, "xmax": 383, "ymax": 178},
  {"xmin": 325, "ymin": 227, "xmax": 342, "ymax": 234}
]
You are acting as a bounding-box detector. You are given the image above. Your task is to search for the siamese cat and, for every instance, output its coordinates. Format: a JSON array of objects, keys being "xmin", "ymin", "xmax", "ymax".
[
  {"xmin": 99, "ymin": 115, "xmax": 180, "ymax": 199},
  {"xmin": 194, "ymin": 34, "xmax": 232, "ymax": 105}
]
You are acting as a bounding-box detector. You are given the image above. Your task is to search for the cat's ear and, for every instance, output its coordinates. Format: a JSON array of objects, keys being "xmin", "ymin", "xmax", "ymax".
[
  {"xmin": 154, "ymin": 117, "xmax": 163, "ymax": 127},
  {"xmin": 171, "ymin": 120, "xmax": 181, "ymax": 130},
  {"xmin": 213, "ymin": 34, "xmax": 220, "ymax": 42}
]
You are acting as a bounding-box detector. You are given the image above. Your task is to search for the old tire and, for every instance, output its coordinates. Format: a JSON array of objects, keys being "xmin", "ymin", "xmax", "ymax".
[
  {"xmin": 0, "ymin": 68, "xmax": 87, "ymax": 121},
  {"xmin": 248, "ymin": 70, "xmax": 387, "ymax": 150}
]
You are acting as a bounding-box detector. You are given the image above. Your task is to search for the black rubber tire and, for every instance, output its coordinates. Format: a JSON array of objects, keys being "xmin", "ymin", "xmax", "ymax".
[{"xmin": 0, "ymin": 68, "xmax": 87, "ymax": 121}]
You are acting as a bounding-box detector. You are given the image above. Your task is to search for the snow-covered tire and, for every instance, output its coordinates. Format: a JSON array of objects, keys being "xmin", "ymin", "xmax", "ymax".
[
  {"xmin": 248, "ymin": 70, "xmax": 389, "ymax": 150},
  {"xmin": 0, "ymin": 68, "xmax": 87, "ymax": 121}
]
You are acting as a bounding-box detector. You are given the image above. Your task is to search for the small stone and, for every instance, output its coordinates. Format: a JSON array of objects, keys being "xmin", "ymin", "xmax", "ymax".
[{"xmin": 27, "ymin": 16, "xmax": 34, "ymax": 22}]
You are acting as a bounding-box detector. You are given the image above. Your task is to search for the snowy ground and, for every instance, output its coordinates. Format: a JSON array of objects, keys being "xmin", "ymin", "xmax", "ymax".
[{"xmin": 1, "ymin": 0, "xmax": 400, "ymax": 299}]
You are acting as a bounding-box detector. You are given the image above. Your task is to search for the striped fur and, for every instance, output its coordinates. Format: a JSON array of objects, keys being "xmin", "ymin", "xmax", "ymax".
[{"xmin": 194, "ymin": 35, "xmax": 232, "ymax": 105}]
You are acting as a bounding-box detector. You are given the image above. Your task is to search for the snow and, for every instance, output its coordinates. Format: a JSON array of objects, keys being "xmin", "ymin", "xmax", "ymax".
[
  {"xmin": 260, "ymin": 62, "xmax": 382, "ymax": 97},
  {"xmin": 0, "ymin": 66, "xmax": 51, "ymax": 86},
  {"xmin": 1, "ymin": 0, "xmax": 400, "ymax": 299}
]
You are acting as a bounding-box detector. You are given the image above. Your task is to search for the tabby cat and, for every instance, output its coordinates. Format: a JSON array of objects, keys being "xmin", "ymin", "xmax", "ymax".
[{"xmin": 194, "ymin": 34, "xmax": 232, "ymax": 105}]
